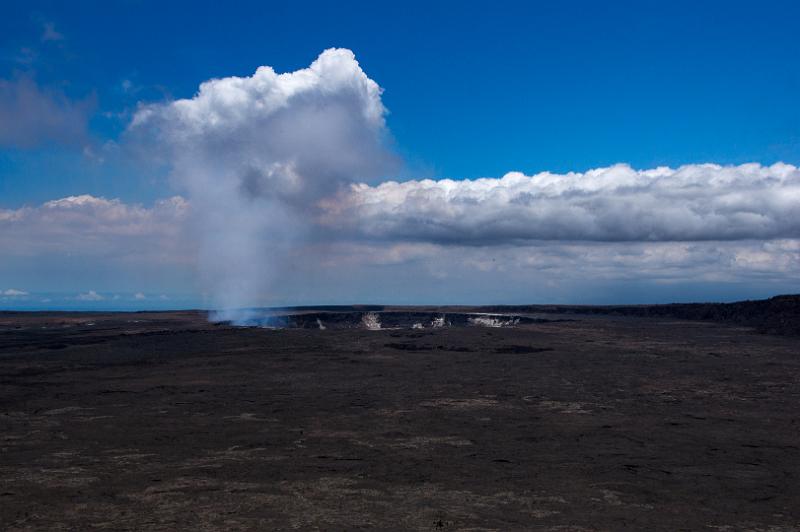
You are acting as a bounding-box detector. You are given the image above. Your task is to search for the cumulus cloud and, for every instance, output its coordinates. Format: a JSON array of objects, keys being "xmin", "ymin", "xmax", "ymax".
[
  {"xmin": 2, "ymin": 288, "xmax": 28, "ymax": 296},
  {"xmin": 0, "ymin": 76, "xmax": 94, "ymax": 149},
  {"xmin": 321, "ymin": 163, "xmax": 800, "ymax": 244},
  {"xmin": 129, "ymin": 47, "xmax": 391, "ymax": 202},
  {"xmin": 76, "ymin": 290, "xmax": 104, "ymax": 301},
  {"xmin": 127, "ymin": 48, "xmax": 396, "ymax": 318},
  {"xmin": 134, "ymin": 292, "xmax": 146, "ymax": 300}
]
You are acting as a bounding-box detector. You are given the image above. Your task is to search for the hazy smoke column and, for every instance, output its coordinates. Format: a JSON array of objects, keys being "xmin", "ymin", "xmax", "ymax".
[{"xmin": 128, "ymin": 49, "xmax": 395, "ymax": 321}]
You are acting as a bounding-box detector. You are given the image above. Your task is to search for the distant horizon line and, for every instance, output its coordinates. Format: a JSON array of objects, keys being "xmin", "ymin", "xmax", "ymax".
[{"xmin": 2, "ymin": 293, "xmax": 797, "ymax": 314}]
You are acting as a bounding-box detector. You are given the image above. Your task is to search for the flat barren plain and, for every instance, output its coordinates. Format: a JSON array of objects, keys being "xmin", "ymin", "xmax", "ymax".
[{"xmin": 1, "ymin": 307, "xmax": 798, "ymax": 530}]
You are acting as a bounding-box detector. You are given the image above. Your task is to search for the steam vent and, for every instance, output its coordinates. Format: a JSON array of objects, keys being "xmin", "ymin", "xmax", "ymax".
[{"xmin": 220, "ymin": 309, "xmax": 563, "ymax": 329}]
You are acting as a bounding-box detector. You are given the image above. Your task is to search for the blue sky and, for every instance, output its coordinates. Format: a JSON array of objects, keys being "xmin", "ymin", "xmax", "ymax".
[
  {"xmin": 4, "ymin": 0, "xmax": 799, "ymax": 205},
  {"xmin": 1, "ymin": 1, "xmax": 799, "ymax": 309}
]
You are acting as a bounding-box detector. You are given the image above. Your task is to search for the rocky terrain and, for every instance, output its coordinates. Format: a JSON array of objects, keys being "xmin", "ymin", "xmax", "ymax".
[{"xmin": 0, "ymin": 300, "xmax": 799, "ymax": 530}]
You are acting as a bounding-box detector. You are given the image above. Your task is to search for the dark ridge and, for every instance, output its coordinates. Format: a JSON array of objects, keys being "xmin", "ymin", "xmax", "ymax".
[
  {"xmin": 243, "ymin": 295, "xmax": 800, "ymax": 335},
  {"xmin": 478, "ymin": 294, "xmax": 800, "ymax": 336}
]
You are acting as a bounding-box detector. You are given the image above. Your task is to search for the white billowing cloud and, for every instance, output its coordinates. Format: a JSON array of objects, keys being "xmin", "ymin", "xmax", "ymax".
[
  {"xmin": 128, "ymin": 48, "xmax": 395, "ymax": 318},
  {"xmin": 76, "ymin": 290, "xmax": 104, "ymax": 301},
  {"xmin": 134, "ymin": 292, "xmax": 146, "ymax": 300},
  {"xmin": 0, "ymin": 77, "xmax": 94, "ymax": 149},
  {"xmin": 322, "ymin": 163, "xmax": 800, "ymax": 244},
  {"xmin": 2, "ymin": 288, "xmax": 28, "ymax": 296},
  {"xmin": 129, "ymin": 47, "xmax": 390, "ymax": 202}
]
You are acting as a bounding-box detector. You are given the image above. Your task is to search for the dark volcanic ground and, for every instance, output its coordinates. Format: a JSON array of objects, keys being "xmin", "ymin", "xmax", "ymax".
[{"xmin": 1, "ymin": 310, "xmax": 799, "ymax": 531}]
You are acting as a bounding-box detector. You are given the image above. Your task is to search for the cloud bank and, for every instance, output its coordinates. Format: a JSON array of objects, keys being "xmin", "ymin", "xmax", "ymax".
[
  {"xmin": 1, "ymin": 190, "xmax": 798, "ymax": 306},
  {"xmin": 0, "ymin": 194, "xmax": 188, "ymax": 256},
  {"xmin": 323, "ymin": 163, "xmax": 800, "ymax": 244}
]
